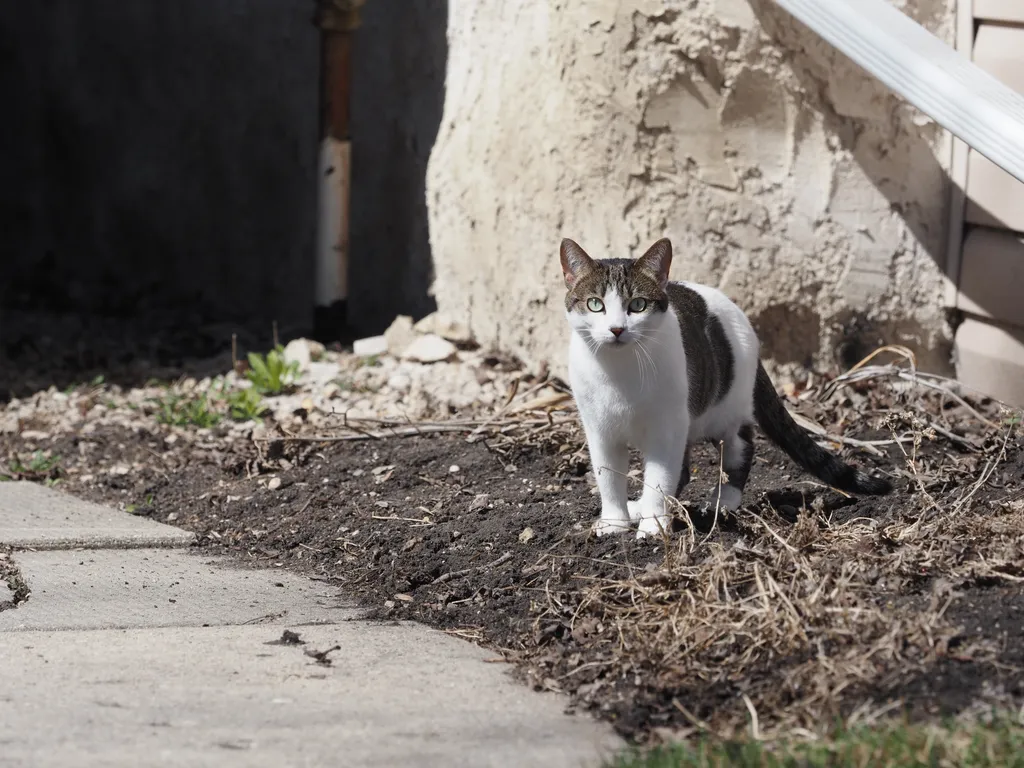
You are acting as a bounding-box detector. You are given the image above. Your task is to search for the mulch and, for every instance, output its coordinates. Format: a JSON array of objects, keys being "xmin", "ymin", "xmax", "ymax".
[{"xmin": 4, "ymin": 361, "xmax": 1024, "ymax": 743}]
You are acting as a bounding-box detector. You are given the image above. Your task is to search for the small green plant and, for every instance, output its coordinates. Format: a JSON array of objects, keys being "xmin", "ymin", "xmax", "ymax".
[
  {"xmin": 246, "ymin": 346, "xmax": 300, "ymax": 395},
  {"xmin": 2, "ymin": 451, "xmax": 62, "ymax": 484},
  {"xmin": 609, "ymin": 716, "xmax": 1024, "ymax": 768},
  {"xmin": 227, "ymin": 387, "xmax": 268, "ymax": 421},
  {"xmin": 126, "ymin": 494, "xmax": 156, "ymax": 515},
  {"xmin": 152, "ymin": 391, "xmax": 222, "ymax": 428},
  {"xmin": 62, "ymin": 374, "xmax": 106, "ymax": 396}
]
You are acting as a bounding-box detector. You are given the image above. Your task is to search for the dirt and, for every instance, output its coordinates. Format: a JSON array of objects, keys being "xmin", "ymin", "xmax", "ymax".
[
  {"xmin": 8, "ymin": 371, "xmax": 1024, "ymax": 742},
  {"xmin": 0, "ymin": 548, "xmax": 30, "ymax": 611}
]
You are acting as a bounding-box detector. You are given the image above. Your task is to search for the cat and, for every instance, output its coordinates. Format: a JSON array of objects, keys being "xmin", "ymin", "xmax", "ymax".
[{"xmin": 560, "ymin": 237, "xmax": 892, "ymax": 538}]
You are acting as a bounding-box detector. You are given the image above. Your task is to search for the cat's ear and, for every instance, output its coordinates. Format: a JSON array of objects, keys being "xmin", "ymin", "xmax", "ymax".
[
  {"xmin": 635, "ymin": 238, "xmax": 672, "ymax": 290},
  {"xmin": 559, "ymin": 238, "xmax": 594, "ymax": 288}
]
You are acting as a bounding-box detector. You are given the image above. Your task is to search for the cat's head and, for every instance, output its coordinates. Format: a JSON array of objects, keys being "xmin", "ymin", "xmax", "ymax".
[{"xmin": 559, "ymin": 238, "xmax": 672, "ymax": 349}]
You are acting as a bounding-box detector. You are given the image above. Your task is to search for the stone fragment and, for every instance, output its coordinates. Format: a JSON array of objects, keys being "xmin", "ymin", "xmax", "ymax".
[
  {"xmin": 353, "ymin": 335, "xmax": 388, "ymax": 357},
  {"xmin": 400, "ymin": 335, "xmax": 458, "ymax": 364},
  {"xmin": 414, "ymin": 313, "xmax": 474, "ymax": 344},
  {"xmin": 282, "ymin": 338, "xmax": 325, "ymax": 370},
  {"xmin": 384, "ymin": 315, "xmax": 417, "ymax": 356}
]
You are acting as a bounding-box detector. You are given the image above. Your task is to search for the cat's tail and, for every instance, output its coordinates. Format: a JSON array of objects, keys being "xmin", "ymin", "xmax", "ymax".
[{"xmin": 753, "ymin": 363, "xmax": 892, "ymax": 496}]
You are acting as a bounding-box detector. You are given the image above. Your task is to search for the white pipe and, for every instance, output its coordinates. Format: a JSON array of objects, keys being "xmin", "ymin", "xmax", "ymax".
[
  {"xmin": 314, "ymin": 138, "xmax": 351, "ymax": 308},
  {"xmin": 772, "ymin": 0, "xmax": 1024, "ymax": 184}
]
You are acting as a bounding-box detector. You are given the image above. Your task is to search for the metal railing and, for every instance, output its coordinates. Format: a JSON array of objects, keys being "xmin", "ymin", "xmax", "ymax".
[{"xmin": 773, "ymin": 0, "xmax": 1024, "ymax": 184}]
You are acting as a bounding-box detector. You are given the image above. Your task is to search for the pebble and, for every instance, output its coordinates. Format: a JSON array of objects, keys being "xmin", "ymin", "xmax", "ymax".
[
  {"xmin": 413, "ymin": 312, "xmax": 473, "ymax": 344},
  {"xmin": 353, "ymin": 335, "xmax": 388, "ymax": 357},
  {"xmin": 383, "ymin": 315, "xmax": 417, "ymax": 356},
  {"xmin": 400, "ymin": 334, "xmax": 457, "ymax": 363},
  {"xmin": 0, "ymin": 333, "xmax": 526, "ymax": 457},
  {"xmin": 283, "ymin": 338, "xmax": 325, "ymax": 370}
]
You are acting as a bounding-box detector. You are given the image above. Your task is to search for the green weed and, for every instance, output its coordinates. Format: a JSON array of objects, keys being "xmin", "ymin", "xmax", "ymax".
[
  {"xmin": 2, "ymin": 451, "xmax": 62, "ymax": 484},
  {"xmin": 152, "ymin": 391, "xmax": 222, "ymax": 428},
  {"xmin": 227, "ymin": 387, "xmax": 268, "ymax": 421}
]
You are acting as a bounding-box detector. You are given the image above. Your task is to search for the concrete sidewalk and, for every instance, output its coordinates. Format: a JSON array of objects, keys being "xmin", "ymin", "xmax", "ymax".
[{"xmin": 0, "ymin": 482, "xmax": 622, "ymax": 767}]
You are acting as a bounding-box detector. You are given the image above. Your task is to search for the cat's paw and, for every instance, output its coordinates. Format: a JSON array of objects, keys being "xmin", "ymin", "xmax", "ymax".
[
  {"xmin": 627, "ymin": 500, "xmax": 642, "ymax": 522},
  {"xmin": 635, "ymin": 515, "xmax": 670, "ymax": 539},
  {"xmin": 592, "ymin": 518, "xmax": 633, "ymax": 537},
  {"xmin": 706, "ymin": 485, "xmax": 742, "ymax": 512}
]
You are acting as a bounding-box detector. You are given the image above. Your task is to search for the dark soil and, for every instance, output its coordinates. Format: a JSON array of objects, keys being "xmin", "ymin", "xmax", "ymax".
[{"xmin": 12, "ymin": 387, "xmax": 1024, "ymax": 741}]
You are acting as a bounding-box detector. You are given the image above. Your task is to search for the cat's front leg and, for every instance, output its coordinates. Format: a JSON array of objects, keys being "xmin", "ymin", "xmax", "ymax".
[
  {"xmin": 635, "ymin": 430, "xmax": 688, "ymax": 539},
  {"xmin": 587, "ymin": 439, "xmax": 631, "ymax": 536}
]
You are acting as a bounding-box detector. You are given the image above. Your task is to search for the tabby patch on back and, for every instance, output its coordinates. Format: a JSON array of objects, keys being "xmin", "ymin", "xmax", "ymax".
[{"xmin": 560, "ymin": 237, "xmax": 892, "ymax": 538}]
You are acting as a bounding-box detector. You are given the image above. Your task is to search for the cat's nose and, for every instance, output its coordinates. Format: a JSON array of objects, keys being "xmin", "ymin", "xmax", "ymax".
[{"xmin": 610, "ymin": 327, "xmax": 624, "ymax": 337}]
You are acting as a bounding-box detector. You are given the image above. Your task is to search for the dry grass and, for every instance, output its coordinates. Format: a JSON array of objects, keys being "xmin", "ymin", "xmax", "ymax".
[
  {"xmin": 521, "ymin": 354, "xmax": 1024, "ymax": 740},
  {"xmin": 245, "ymin": 348, "xmax": 1024, "ymax": 741}
]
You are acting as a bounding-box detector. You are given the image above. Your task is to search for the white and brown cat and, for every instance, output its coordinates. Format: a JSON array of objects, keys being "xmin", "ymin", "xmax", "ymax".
[{"xmin": 560, "ymin": 237, "xmax": 891, "ymax": 538}]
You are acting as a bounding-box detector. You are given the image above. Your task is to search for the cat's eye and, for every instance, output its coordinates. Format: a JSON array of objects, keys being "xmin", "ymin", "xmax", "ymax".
[
  {"xmin": 586, "ymin": 297, "xmax": 605, "ymax": 312},
  {"xmin": 628, "ymin": 298, "xmax": 649, "ymax": 313}
]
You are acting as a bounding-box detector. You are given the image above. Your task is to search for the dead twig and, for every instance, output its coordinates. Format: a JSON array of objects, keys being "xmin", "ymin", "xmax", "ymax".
[{"xmin": 431, "ymin": 551, "xmax": 513, "ymax": 586}]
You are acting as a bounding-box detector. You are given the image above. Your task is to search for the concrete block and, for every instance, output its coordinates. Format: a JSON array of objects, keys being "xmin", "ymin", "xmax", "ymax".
[
  {"xmin": 972, "ymin": 25, "xmax": 1024, "ymax": 94},
  {"xmin": 0, "ymin": 549, "xmax": 354, "ymax": 631},
  {"xmin": 965, "ymin": 151, "xmax": 1024, "ymax": 231},
  {"xmin": 958, "ymin": 227, "xmax": 1024, "ymax": 327},
  {"xmin": 966, "ymin": 25, "xmax": 1024, "ymax": 231},
  {"xmin": 974, "ymin": 0, "xmax": 1024, "ymax": 24},
  {"xmin": 954, "ymin": 318, "xmax": 1024, "ymax": 407},
  {"xmin": 0, "ymin": 624, "xmax": 622, "ymax": 767},
  {"xmin": 0, "ymin": 481, "xmax": 195, "ymax": 549}
]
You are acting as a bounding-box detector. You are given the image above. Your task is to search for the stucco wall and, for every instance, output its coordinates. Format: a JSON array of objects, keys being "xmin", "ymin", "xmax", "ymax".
[{"xmin": 427, "ymin": 0, "xmax": 956, "ymax": 376}]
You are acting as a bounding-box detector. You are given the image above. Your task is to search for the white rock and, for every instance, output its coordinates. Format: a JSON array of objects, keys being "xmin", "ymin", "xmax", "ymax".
[
  {"xmin": 283, "ymin": 338, "xmax": 325, "ymax": 370},
  {"xmin": 400, "ymin": 334, "xmax": 458, "ymax": 363},
  {"xmin": 414, "ymin": 312, "xmax": 473, "ymax": 344},
  {"xmin": 305, "ymin": 361, "xmax": 342, "ymax": 387},
  {"xmin": 384, "ymin": 315, "xmax": 417, "ymax": 356},
  {"xmin": 387, "ymin": 373, "xmax": 411, "ymax": 392},
  {"xmin": 353, "ymin": 335, "xmax": 388, "ymax": 357}
]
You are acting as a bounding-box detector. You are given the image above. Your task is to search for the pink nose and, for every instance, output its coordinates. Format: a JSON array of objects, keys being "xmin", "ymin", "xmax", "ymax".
[{"xmin": 610, "ymin": 327, "xmax": 624, "ymax": 337}]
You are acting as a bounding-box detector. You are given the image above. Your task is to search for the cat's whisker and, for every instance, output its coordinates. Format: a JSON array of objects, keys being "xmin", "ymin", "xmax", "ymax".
[
  {"xmin": 560, "ymin": 235, "xmax": 893, "ymax": 540},
  {"xmin": 634, "ymin": 342, "xmax": 653, "ymax": 391},
  {"xmin": 635, "ymin": 338, "xmax": 657, "ymax": 384}
]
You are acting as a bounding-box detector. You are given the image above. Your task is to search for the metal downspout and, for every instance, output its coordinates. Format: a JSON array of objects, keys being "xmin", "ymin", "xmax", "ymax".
[{"xmin": 313, "ymin": 0, "xmax": 364, "ymax": 340}]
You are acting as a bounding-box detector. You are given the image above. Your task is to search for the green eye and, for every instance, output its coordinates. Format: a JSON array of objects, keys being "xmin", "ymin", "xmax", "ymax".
[
  {"xmin": 586, "ymin": 297, "xmax": 605, "ymax": 312},
  {"xmin": 628, "ymin": 298, "xmax": 648, "ymax": 313}
]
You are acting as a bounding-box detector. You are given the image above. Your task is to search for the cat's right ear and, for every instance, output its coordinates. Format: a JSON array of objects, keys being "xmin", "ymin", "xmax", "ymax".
[
  {"xmin": 636, "ymin": 238, "xmax": 672, "ymax": 290},
  {"xmin": 560, "ymin": 238, "xmax": 593, "ymax": 289}
]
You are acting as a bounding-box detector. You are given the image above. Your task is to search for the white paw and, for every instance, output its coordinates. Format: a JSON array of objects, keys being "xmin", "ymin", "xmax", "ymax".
[
  {"xmin": 636, "ymin": 515, "xmax": 670, "ymax": 539},
  {"xmin": 592, "ymin": 518, "xmax": 633, "ymax": 537},
  {"xmin": 627, "ymin": 500, "xmax": 642, "ymax": 522}
]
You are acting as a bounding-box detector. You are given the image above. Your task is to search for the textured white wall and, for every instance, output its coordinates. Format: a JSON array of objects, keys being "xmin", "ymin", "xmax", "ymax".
[{"xmin": 427, "ymin": 0, "xmax": 956, "ymax": 376}]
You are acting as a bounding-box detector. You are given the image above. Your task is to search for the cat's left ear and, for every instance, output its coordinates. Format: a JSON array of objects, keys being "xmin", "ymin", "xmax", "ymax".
[
  {"xmin": 635, "ymin": 238, "xmax": 672, "ymax": 290},
  {"xmin": 560, "ymin": 238, "xmax": 594, "ymax": 288}
]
